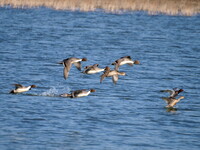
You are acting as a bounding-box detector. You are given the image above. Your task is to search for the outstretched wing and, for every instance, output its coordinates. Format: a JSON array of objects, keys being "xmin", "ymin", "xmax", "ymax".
[
  {"xmin": 161, "ymin": 97, "xmax": 171, "ymax": 104},
  {"xmin": 13, "ymin": 84, "xmax": 23, "ymax": 88},
  {"xmin": 72, "ymin": 90, "xmax": 83, "ymax": 97},
  {"xmin": 63, "ymin": 61, "xmax": 72, "ymax": 79},
  {"xmin": 100, "ymin": 74, "xmax": 106, "ymax": 83},
  {"xmin": 114, "ymin": 63, "xmax": 120, "ymax": 71},
  {"xmin": 160, "ymin": 89, "xmax": 175, "ymax": 97},
  {"xmin": 74, "ymin": 62, "xmax": 81, "ymax": 71},
  {"xmin": 112, "ymin": 75, "xmax": 118, "ymax": 84}
]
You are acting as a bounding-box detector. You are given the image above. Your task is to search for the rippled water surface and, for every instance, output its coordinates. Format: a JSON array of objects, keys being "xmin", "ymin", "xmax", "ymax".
[{"xmin": 0, "ymin": 7, "xmax": 200, "ymax": 150}]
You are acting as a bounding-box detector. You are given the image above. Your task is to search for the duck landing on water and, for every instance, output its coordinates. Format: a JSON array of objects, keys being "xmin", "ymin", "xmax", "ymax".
[
  {"xmin": 10, "ymin": 84, "xmax": 36, "ymax": 94},
  {"xmin": 162, "ymin": 96, "xmax": 185, "ymax": 108},
  {"xmin": 60, "ymin": 89, "xmax": 96, "ymax": 98}
]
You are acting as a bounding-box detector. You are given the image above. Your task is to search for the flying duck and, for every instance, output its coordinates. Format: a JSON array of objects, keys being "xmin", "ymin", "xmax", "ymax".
[
  {"xmin": 60, "ymin": 89, "xmax": 96, "ymax": 98},
  {"xmin": 111, "ymin": 56, "xmax": 140, "ymax": 70},
  {"xmin": 10, "ymin": 84, "xmax": 36, "ymax": 94},
  {"xmin": 82, "ymin": 64, "xmax": 105, "ymax": 74},
  {"xmin": 100, "ymin": 66, "xmax": 126, "ymax": 84},
  {"xmin": 58, "ymin": 57, "xmax": 87, "ymax": 79},
  {"xmin": 162, "ymin": 96, "xmax": 185, "ymax": 108}
]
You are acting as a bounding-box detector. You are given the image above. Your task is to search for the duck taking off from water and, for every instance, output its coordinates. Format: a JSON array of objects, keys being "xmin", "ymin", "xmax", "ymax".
[
  {"xmin": 10, "ymin": 84, "xmax": 36, "ymax": 94},
  {"xmin": 100, "ymin": 66, "xmax": 126, "ymax": 84},
  {"xmin": 111, "ymin": 56, "xmax": 140, "ymax": 71},
  {"xmin": 60, "ymin": 89, "xmax": 96, "ymax": 98},
  {"xmin": 82, "ymin": 64, "xmax": 105, "ymax": 74},
  {"xmin": 160, "ymin": 88, "xmax": 184, "ymax": 98},
  {"xmin": 58, "ymin": 57, "xmax": 87, "ymax": 79},
  {"xmin": 162, "ymin": 96, "xmax": 185, "ymax": 108}
]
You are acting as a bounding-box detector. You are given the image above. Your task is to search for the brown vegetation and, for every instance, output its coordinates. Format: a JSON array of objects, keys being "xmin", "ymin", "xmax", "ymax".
[{"xmin": 1, "ymin": 0, "xmax": 200, "ymax": 16}]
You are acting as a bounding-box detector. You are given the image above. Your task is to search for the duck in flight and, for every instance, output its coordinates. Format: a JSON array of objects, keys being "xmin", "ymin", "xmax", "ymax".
[
  {"xmin": 82, "ymin": 64, "xmax": 105, "ymax": 74},
  {"xmin": 60, "ymin": 89, "xmax": 96, "ymax": 98},
  {"xmin": 100, "ymin": 66, "xmax": 126, "ymax": 84},
  {"xmin": 111, "ymin": 56, "xmax": 140, "ymax": 71},
  {"xmin": 59, "ymin": 57, "xmax": 87, "ymax": 79},
  {"xmin": 10, "ymin": 84, "xmax": 36, "ymax": 94}
]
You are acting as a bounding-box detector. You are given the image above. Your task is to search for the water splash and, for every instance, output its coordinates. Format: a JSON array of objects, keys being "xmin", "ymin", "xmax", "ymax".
[
  {"xmin": 40, "ymin": 86, "xmax": 71, "ymax": 97},
  {"xmin": 40, "ymin": 86, "xmax": 58, "ymax": 97}
]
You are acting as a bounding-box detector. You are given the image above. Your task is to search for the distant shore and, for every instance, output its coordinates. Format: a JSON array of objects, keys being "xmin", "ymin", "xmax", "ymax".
[{"xmin": 1, "ymin": 0, "xmax": 200, "ymax": 16}]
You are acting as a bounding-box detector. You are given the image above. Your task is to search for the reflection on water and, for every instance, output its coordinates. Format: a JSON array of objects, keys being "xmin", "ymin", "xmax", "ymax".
[
  {"xmin": 1, "ymin": 0, "xmax": 200, "ymax": 16},
  {"xmin": 166, "ymin": 107, "xmax": 177, "ymax": 113}
]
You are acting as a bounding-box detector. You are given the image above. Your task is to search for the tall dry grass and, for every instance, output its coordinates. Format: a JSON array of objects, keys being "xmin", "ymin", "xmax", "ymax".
[{"xmin": 1, "ymin": 0, "xmax": 200, "ymax": 16}]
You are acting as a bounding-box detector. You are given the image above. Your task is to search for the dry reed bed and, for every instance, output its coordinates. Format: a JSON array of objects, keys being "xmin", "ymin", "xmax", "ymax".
[{"xmin": 1, "ymin": 0, "xmax": 200, "ymax": 16}]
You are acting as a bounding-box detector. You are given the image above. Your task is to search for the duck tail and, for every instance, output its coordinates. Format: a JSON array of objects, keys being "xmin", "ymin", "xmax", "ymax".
[
  {"xmin": 9, "ymin": 90, "xmax": 15, "ymax": 94},
  {"xmin": 58, "ymin": 61, "xmax": 63, "ymax": 64}
]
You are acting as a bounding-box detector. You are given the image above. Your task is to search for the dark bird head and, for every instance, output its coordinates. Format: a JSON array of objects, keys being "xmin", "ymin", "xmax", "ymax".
[
  {"xmin": 90, "ymin": 89, "xmax": 96, "ymax": 92},
  {"xmin": 31, "ymin": 85, "xmax": 37, "ymax": 88},
  {"xmin": 82, "ymin": 58, "xmax": 87, "ymax": 61},
  {"xmin": 134, "ymin": 60, "xmax": 140, "ymax": 64},
  {"xmin": 105, "ymin": 66, "xmax": 110, "ymax": 71},
  {"xmin": 178, "ymin": 89, "xmax": 184, "ymax": 93}
]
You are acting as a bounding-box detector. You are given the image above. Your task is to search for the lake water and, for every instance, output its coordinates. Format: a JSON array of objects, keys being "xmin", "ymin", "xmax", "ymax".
[{"xmin": 0, "ymin": 7, "xmax": 200, "ymax": 150}]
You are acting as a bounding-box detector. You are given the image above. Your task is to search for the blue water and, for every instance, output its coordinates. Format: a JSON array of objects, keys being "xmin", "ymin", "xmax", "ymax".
[{"xmin": 0, "ymin": 7, "xmax": 200, "ymax": 150}]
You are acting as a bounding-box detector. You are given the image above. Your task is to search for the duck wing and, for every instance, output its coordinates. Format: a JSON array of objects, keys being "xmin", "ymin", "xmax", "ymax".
[
  {"xmin": 114, "ymin": 63, "xmax": 120, "ymax": 71},
  {"xmin": 63, "ymin": 61, "xmax": 72, "ymax": 79},
  {"xmin": 74, "ymin": 62, "xmax": 81, "ymax": 71},
  {"xmin": 112, "ymin": 75, "xmax": 118, "ymax": 84},
  {"xmin": 160, "ymin": 89, "xmax": 175, "ymax": 97},
  {"xmin": 161, "ymin": 97, "xmax": 171, "ymax": 104},
  {"xmin": 72, "ymin": 90, "xmax": 85, "ymax": 98},
  {"xmin": 100, "ymin": 74, "xmax": 106, "ymax": 83},
  {"xmin": 121, "ymin": 56, "xmax": 131, "ymax": 59},
  {"xmin": 13, "ymin": 84, "xmax": 23, "ymax": 88}
]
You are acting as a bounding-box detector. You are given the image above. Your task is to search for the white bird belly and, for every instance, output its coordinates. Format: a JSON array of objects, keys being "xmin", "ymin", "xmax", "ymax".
[
  {"xmin": 15, "ymin": 87, "xmax": 31, "ymax": 93},
  {"xmin": 77, "ymin": 91, "xmax": 90, "ymax": 97},
  {"xmin": 120, "ymin": 60, "xmax": 133, "ymax": 65}
]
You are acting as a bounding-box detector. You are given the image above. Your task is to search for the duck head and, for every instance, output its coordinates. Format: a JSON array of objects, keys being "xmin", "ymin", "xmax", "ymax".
[
  {"xmin": 82, "ymin": 58, "xmax": 87, "ymax": 61},
  {"xmin": 31, "ymin": 85, "xmax": 37, "ymax": 88},
  {"xmin": 134, "ymin": 60, "xmax": 140, "ymax": 64},
  {"xmin": 90, "ymin": 89, "xmax": 96, "ymax": 92},
  {"xmin": 178, "ymin": 89, "xmax": 184, "ymax": 93}
]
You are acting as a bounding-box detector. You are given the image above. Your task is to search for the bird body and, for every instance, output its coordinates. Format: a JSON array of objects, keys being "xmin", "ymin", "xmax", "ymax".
[
  {"xmin": 83, "ymin": 64, "xmax": 105, "ymax": 74},
  {"xmin": 162, "ymin": 96, "xmax": 185, "ymax": 108},
  {"xmin": 112, "ymin": 56, "xmax": 140, "ymax": 70},
  {"xmin": 100, "ymin": 66, "xmax": 126, "ymax": 84},
  {"xmin": 10, "ymin": 84, "xmax": 36, "ymax": 94},
  {"xmin": 60, "ymin": 89, "xmax": 96, "ymax": 98}
]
